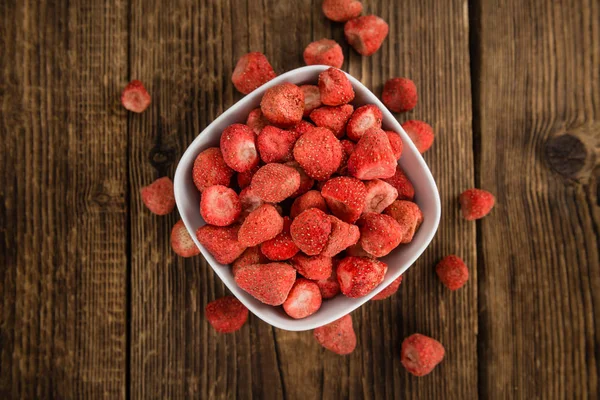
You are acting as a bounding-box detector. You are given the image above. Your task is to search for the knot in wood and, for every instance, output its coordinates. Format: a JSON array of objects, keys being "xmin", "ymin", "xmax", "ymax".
[{"xmin": 544, "ymin": 134, "xmax": 587, "ymax": 179}]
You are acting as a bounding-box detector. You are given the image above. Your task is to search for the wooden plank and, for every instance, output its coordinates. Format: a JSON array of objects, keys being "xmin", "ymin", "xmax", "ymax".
[
  {"xmin": 0, "ymin": 0, "xmax": 129, "ymax": 398},
  {"xmin": 474, "ymin": 0, "xmax": 600, "ymax": 398}
]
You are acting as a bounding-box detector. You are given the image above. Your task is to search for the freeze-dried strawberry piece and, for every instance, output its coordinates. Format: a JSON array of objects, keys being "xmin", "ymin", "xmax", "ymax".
[
  {"xmin": 346, "ymin": 105, "xmax": 383, "ymax": 141},
  {"xmin": 251, "ymin": 163, "xmax": 301, "ymax": 203},
  {"xmin": 140, "ymin": 177, "xmax": 175, "ymax": 215},
  {"xmin": 290, "ymin": 190, "xmax": 329, "ymax": 219},
  {"xmin": 293, "ymin": 127, "xmax": 343, "ymax": 180},
  {"xmin": 358, "ymin": 213, "xmax": 403, "ymax": 257},
  {"xmin": 345, "ymin": 243, "xmax": 373, "ymax": 258},
  {"xmin": 344, "ymin": 15, "xmax": 389, "ymax": 56},
  {"xmin": 171, "ymin": 220, "xmax": 200, "ymax": 258},
  {"xmin": 260, "ymin": 217, "xmax": 300, "ymax": 261},
  {"xmin": 459, "ymin": 189, "xmax": 495, "ymax": 220},
  {"xmin": 283, "ymin": 279, "xmax": 323, "ymax": 319},
  {"xmin": 289, "ymin": 120, "xmax": 315, "ymax": 137},
  {"xmin": 338, "ymin": 139, "xmax": 355, "ymax": 174},
  {"xmin": 372, "ymin": 276, "xmax": 403, "ymax": 300},
  {"xmin": 402, "ymin": 120, "xmax": 434, "ymax": 153},
  {"xmin": 232, "ymin": 52, "xmax": 277, "ymax": 94},
  {"xmin": 315, "ymin": 262, "xmax": 340, "ymax": 299},
  {"xmin": 300, "ymin": 85, "xmax": 323, "ymax": 116},
  {"xmin": 303, "ymin": 39, "xmax": 344, "ymax": 68},
  {"xmin": 285, "ymin": 161, "xmax": 315, "ymax": 198},
  {"xmin": 232, "ymin": 246, "xmax": 268, "ymax": 277},
  {"xmin": 246, "ymin": 108, "xmax": 270, "ymax": 135},
  {"xmin": 313, "ymin": 314, "xmax": 357, "ymax": 355},
  {"xmin": 196, "ymin": 224, "xmax": 247, "ymax": 264},
  {"xmin": 261, "ymin": 83, "xmax": 305, "ymax": 127},
  {"xmin": 318, "ymin": 68, "xmax": 355, "ymax": 106},
  {"xmin": 436, "ymin": 255, "xmax": 469, "ymax": 290},
  {"xmin": 237, "ymin": 164, "xmax": 260, "ymax": 189},
  {"xmin": 193, "ymin": 147, "xmax": 235, "ymax": 193},
  {"xmin": 238, "ymin": 187, "xmax": 265, "ymax": 220},
  {"xmin": 205, "ymin": 296, "xmax": 249, "ymax": 333},
  {"xmin": 347, "ymin": 129, "xmax": 397, "ymax": 180},
  {"xmin": 235, "ymin": 263, "xmax": 296, "ymax": 306},
  {"xmin": 384, "ymin": 200, "xmax": 423, "ymax": 243},
  {"xmin": 291, "ymin": 253, "xmax": 333, "ymax": 280},
  {"xmin": 385, "ymin": 130, "xmax": 403, "ymax": 160},
  {"xmin": 220, "ymin": 123, "xmax": 259, "ymax": 172},
  {"xmin": 321, "ymin": 176, "xmax": 367, "ymax": 223},
  {"xmin": 200, "ymin": 185, "xmax": 241, "ymax": 226},
  {"xmin": 322, "ymin": 0, "xmax": 363, "ymax": 22},
  {"xmin": 257, "ymin": 126, "xmax": 298, "ymax": 163},
  {"xmin": 290, "ymin": 208, "xmax": 332, "ymax": 255},
  {"xmin": 336, "ymin": 256, "xmax": 387, "ymax": 298},
  {"xmin": 309, "ymin": 104, "xmax": 354, "ymax": 138},
  {"xmin": 322, "ymin": 215, "xmax": 360, "ymax": 257},
  {"xmin": 401, "ymin": 334, "xmax": 445, "ymax": 376},
  {"xmin": 238, "ymin": 204, "xmax": 284, "ymax": 247},
  {"xmin": 362, "ymin": 179, "xmax": 398, "ymax": 214},
  {"xmin": 121, "ymin": 80, "xmax": 151, "ymax": 113},
  {"xmin": 383, "ymin": 166, "xmax": 415, "ymax": 201},
  {"xmin": 382, "ymin": 78, "xmax": 417, "ymax": 113}
]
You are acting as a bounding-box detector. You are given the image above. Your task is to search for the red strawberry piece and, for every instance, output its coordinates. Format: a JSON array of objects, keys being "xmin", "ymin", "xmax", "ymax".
[
  {"xmin": 383, "ymin": 166, "xmax": 415, "ymax": 201},
  {"xmin": 322, "ymin": 0, "xmax": 363, "ymax": 22},
  {"xmin": 260, "ymin": 217, "xmax": 300, "ymax": 261},
  {"xmin": 232, "ymin": 52, "xmax": 277, "ymax": 94},
  {"xmin": 344, "ymin": 15, "xmax": 389, "ymax": 56},
  {"xmin": 196, "ymin": 224, "xmax": 247, "ymax": 264},
  {"xmin": 193, "ymin": 147, "xmax": 235, "ymax": 192},
  {"xmin": 251, "ymin": 163, "xmax": 301, "ymax": 202},
  {"xmin": 232, "ymin": 246, "xmax": 268, "ymax": 277},
  {"xmin": 459, "ymin": 188, "xmax": 495, "ymax": 220},
  {"xmin": 200, "ymin": 185, "xmax": 241, "ymax": 226},
  {"xmin": 238, "ymin": 187, "xmax": 265, "ymax": 220},
  {"xmin": 322, "ymin": 215, "xmax": 360, "ymax": 257},
  {"xmin": 260, "ymin": 82, "xmax": 305, "ymax": 127},
  {"xmin": 363, "ymin": 179, "xmax": 398, "ymax": 214},
  {"xmin": 384, "ymin": 200, "xmax": 423, "ymax": 243},
  {"xmin": 436, "ymin": 255, "xmax": 469, "ymax": 290},
  {"xmin": 338, "ymin": 139, "xmax": 355, "ymax": 174},
  {"xmin": 309, "ymin": 104, "xmax": 354, "ymax": 138},
  {"xmin": 220, "ymin": 123, "xmax": 259, "ymax": 172},
  {"xmin": 303, "ymin": 39, "xmax": 344, "ymax": 69},
  {"xmin": 237, "ymin": 164, "xmax": 260, "ymax": 189},
  {"xmin": 321, "ymin": 176, "xmax": 367, "ymax": 223},
  {"xmin": 291, "ymin": 253, "xmax": 333, "ymax": 280},
  {"xmin": 315, "ymin": 262, "xmax": 340, "ymax": 299},
  {"xmin": 238, "ymin": 204, "xmax": 284, "ymax": 247},
  {"xmin": 293, "ymin": 127, "xmax": 343, "ymax": 180},
  {"xmin": 346, "ymin": 243, "xmax": 374, "ymax": 258},
  {"xmin": 290, "ymin": 190, "xmax": 328, "ymax": 219},
  {"xmin": 289, "ymin": 119, "xmax": 315, "ymax": 137},
  {"xmin": 285, "ymin": 161, "xmax": 315, "ymax": 198},
  {"xmin": 234, "ymin": 262, "xmax": 296, "ymax": 305},
  {"xmin": 300, "ymin": 85, "xmax": 323, "ymax": 116},
  {"xmin": 171, "ymin": 220, "xmax": 200, "ymax": 258},
  {"xmin": 313, "ymin": 314, "xmax": 357, "ymax": 355},
  {"xmin": 246, "ymin": 108, "xmax": 270, "ymax": 135},
  {"xmin": 205, "ymin": 296, "xmax": 249, "ymax": 333},
  {"xmin": 385, "ymin": 130, "xmax": 403, "ymax": 160},
  {"xmin": 121, "ymin": 80, "xmax": 151, "ymax": 113},
  {"xmin": 382, "ymin": 77, "xmax": 417, "ymax": 113},
  {"xmin": 402, "ymin": 120, "xmax": 434, "ymax": 153},
  {"xmin": 358, "ymin": 213, "xmax": 403, "ymax": 257},
  {"xmin": 401, "ymin": 334, "xmax": 445, "ymax": 376},
  {"xmin": 346, "ymin": 104, "xmax": 383, "ymax": 141},
  {"xmin": 257, "ymin": 126, "xmax": 298, "ymax": 163},
  {"xmin": 347, "ymin": 128, "xmax": 397, "ymax": 180},
  {"xmin": 290, "ymin": 208, "xmax": 332, "ymax": 255},
  {"xmin": 283, "ymin": 279, "xmax": 323, "ymax": 319},
  {"xmin": 140, "ymin": 177, "xmax": 175, "ymax": 215},
  {"xmin": 337, "ymin": 256, "xmax": 387, "ymax": 297},
  {"xmin": 372, "ymin": 276, "xmax": 403, "ymax": 300},
  {"xmin": 318, "ymin": 68, "xmax": 355, "ymax": 106}
]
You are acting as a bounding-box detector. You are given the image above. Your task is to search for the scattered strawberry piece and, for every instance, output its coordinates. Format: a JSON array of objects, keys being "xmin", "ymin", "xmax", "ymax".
[
  {"xmin": 232, "ymin": 52, "xmax": 277, "ymax": 94},
  {"xmin": 200, "ymin": 185, "xmax": 242, "ymax": 226},
  {"xmin": 315, "ymin": 261, "xmax": 341, "ymax": 299},
  {"xmin": 358, "ymin": 213, "xmax": 403, "ymax": 257},
  {"xmin": 459, "ymin": 189, "xmax": 495, "ymax": 220},
  {"xmin": 300, "ymin": 85, "xmax": 323, "ymax": 116},
  {"xmin": 256, "ymin": 125, "xmax": 298, "ymax": 163},
  {"xmin": 238, "ymin": 186, "xmax": 265, "ymax": 220},
  {"xmin": 384, "ymin": 200, "xmax": 423, "ymax": 243},
  {"xmin": 205, "ymin": 296, "xmax": 249, "ymax": 333},
  {"xmin": 260, "ymin": 217, "xmax": 300, "ymax": 261},
  {"xmin": 234, "ymin": 262, "xmax": 296, "ymax": 305},
  {"xmin": 290, "ymin": 208, "xmax": 332, "ymax": 255},
  {"xmin": 238, "ymin": 204, "xmax": 284, "ymax": 247},
  {"xmin": 372, "ymin": 276, "xmax": 403, "ymax": 300},
  {"xmin": 246, "ymin": 108, "xmax": 270, "ymax": 135},
  {"xmin": 321, "ymin": 176, "xmax": 367, "ymax": 223},
  {"xmin": 338, "ymin": 139, "xmax": 355, "ymax": 174},
  {"xmin": 196, "ymin": 224, "xmax": 247, "ymax": 264},
  {"xmin": 322, "ymin": 0, "xmax": 363, "ymax": 22},
  {"xmin": 322, "ymin": 215, "xmax": 360, "ymax": 257},
  {"xmin": 293, "ymin": 126, "xmax": 343, "ymax": 180},
  {"xmin": 346, "ymin": 105, "xmax": 383, "ymax": 141},
  {"xmin": 313, "ymin": 314, "xmax": 357, "ymax": 355},
  {"xmin": 193, "ymin": 147, "xmax": 234, "ymax": 192},
  {"xmin": 385, "ymin": 130, "xmax": 403, "ymax": 160},
  {"xmin": 362, "ymin": 179, "xmax": 398, "ymax": 214},
  {"xmin": 383, "ymin": 165, "xmax": 415, "ymax": 201},
  {"xmin": 261, "ymin": 82, "xmax": 305, "ymax": 127},
  {"xmin": 171, "ymin": 220, "xmax": 200, "ymax": 258},
  {"xmin": 237, "ymin": 164, "xmax": 260, "ymax": 189},
  {"xmin": 336, "ymin": 256, "xmax": 387, "ymax": 298},
  {"xmin": 347, "ymin": 129, "xmax": 397, "ymax": 180},
  {"xmin": 285, "ymin": 161, "xmax": 315, "ymax": 198},
  {"xmin": 291, "ymin": 253, "xmax": 333, "ymax": 280},
  {"xmin": 309, "ymin": 104, "xmax": 354, "ymax": 138},
  {"xmin": 401, "ymin": 334, "xmax": 445, "ymax": 376},
  {"xmin": 121, "ymin": 80, "xmax": 151, "ymax": 113},
  {"xmin": 289, "ymin": 119, "xmax": 315, "ymax": 137},
  {"xmin": 283, "ymin": 279, "xmax": 323, "ymax": 319},
  {"xmin": 345, "ymin": 243, "xmax": 373, "ymax": 258},
  {"xmin": 220, "ymin": 123, "xmax": 259, "ymax": 172},
  {"xmin": 251, "ymin": 163, "xmax": 301, "ymax": 203},
  {"xmin": 436, "ymin": 255, "xmax": 469, "ymax": 290},
  {"xmin": 318, "ymin": 68, "xmax": 355, "ymax": 106},
  {"xmin": 402, "ymin": 120, "xmax": 434, "ymax": 153},
  {"xmin": 290, "ymin": 190, "xmax": 329, "ymax": 219},
  {"xmin": 344, "ymin": 15, "xmax": 389, "ymax": 56},
  {"xmin": 232, "ymin": 246, "xmax": 268, "ymax": 277},
  {"xmin": 140, "ymin": 177, "xmax": 175, "ymax": 215},
  {"xmin": 303, "ymin": 39, "xmax": 344, "ymax": 69},
  {"xmin": 382, "ymin": 77, "xmax": 417, "ymax": 113}
]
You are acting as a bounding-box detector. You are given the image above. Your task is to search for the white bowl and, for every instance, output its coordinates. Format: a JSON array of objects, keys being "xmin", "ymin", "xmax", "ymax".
[{"xmin": 174, "ymin": 65, "xmax": 441, "ymax": 331}]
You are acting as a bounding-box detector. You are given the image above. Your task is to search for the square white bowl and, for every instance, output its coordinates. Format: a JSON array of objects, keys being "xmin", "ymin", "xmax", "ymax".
[{"xmin": 174, "ymin": 65, "xmax": 441, "ymax": 331}]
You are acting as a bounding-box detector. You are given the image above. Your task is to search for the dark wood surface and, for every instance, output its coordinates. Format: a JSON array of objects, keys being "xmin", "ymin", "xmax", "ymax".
[{"xmin": 0, "ymin": 0, "xmax": 598, "ymax": 399}]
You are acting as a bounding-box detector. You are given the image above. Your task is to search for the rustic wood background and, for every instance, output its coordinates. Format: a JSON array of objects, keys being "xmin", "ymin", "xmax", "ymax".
[{"xmin": 1, "ymin": 0, "xmax": 598, "ymax": 398}]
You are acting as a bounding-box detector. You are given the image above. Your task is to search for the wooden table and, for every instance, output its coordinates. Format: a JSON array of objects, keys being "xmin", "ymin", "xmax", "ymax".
[{"xmin": 1, "ymin": 0, "xmax": 598, "ymax": 398}]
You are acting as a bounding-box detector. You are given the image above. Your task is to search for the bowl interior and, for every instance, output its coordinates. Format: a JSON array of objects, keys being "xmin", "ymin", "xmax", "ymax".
[{"xmin": 174, "ymin": 65, "xmax": 441, "ymax": 331}]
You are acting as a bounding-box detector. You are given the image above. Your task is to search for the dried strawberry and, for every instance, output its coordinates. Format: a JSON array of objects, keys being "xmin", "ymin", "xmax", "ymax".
[
  {"xmin": 309, "ymin": 104, "xmax": 354, "ymax": 138},
  {"xmin": 385, "ymin": 130, "xmax": 403, "ymax": 160},
  {"xmin": 300, "ymin": 85, "xmax": 323, "ymax": 116},
  {"xmin": 285, "ymin": 161, "xmax": 315, "ymax": 198},
  {"xmin": 196, "ymin": 224, "xmax": 247, "ymax": 264},
  {"xmin": 402, "ymin": 120, "xmax": 434, "ymax": 153},
  {"xmin": 346, "ymin": 105, "xmax": 383, "ymax": 141},
  {"xmin": 347, "ymin": 129, "xmax": 397, "ymax": 180},
  {"xmin": 121, "ymin": 80, "xmax": 151, "ymax": 113},
  {"xmin": 260, "ymin": 82, "xmax": 305, "ymax": 127},
  {"xmin": 362, "ymin": 179, "xmax": 398, "ymax": 214},
  {"xmin": 192, "ymin": 147, "xmax": 234, "ymax": 192},
  {"xmin": 401, "ymin": 334, "xmax": 445, "ymax": 376},
  {"xmin": 322, "ymin": 0, "xmax": 363, "ymax": 22},
  {"xmin": 260, "ymin": 217, "xmax": 300, "ymax": 261},
  {"xmin": 336, "ymin": 256, "xmax": 387, "ymax": 298},
  {"xmin": 220, "ymin": 123, "xmax": 259, "ymax": 172},
  {"xmin": 283, "ymin": 279, "xmax": 322, "ymax": 319},
  {"xmin": 238, "ymin": 204, "xmax": 284, "ymax": 247},
  {"xmin": 315, "ymin": 262, "xmax": 341, "ymax": 299},
  {"xmin": 246, "ymin": 108, "xmax": 269, "ymax": 135},
  {"xmin": 291, "ymin": 253, "xmax": 333, "ymax": 280},
  {"xmin": 140, "ymin": 177, "xmax": 175, "ymax": 215},
  {"xmin": 383, "ymin": 166, "xmax": 415, "ymax": 201},
  {"xmin": 293, "ymin": 127, "xmax": 343, "ymax": 180},
  {"xmin": 372, "ymin": 276, "xmax": 403, "ymax": 300},
  {"xmin": 234, "ymin": 263, "xmax": 296, "ymax": 305},
  {"xmin": 313, "ymin": 314, "xmax": 356, "ymax": 355},
  {"xmin": 289, "ymin": 119, "xmax": 315, "ymax": 137},
  {"xmin": 322, "ymin": 215, "xmax": 360, "ymax": 257},
  {"xmin": 358, "ymin": 213, "xmax": 403, "ymax": 257},
  {"xmin": 251, "ymin": 163, "xmax": 301, "ymax": 203},
  {"xmin": 232, "ymin": 246, "xmax": 268, "ymax": 276},
  {"xmin": 382, "ymin": 78, "xmax": 417, "ymax": 113},
  {"xmin": 232, "ymin": 52, "xmax": 276, "ymax": 94},
  {"xmin": 290, "ymin": 190, "xmax": 329, "ymax": 219},
  {"xmin": 171, "ymin": 220, "xmax": 200, "ymax": 258},
  {"xmin": 256, "ymin": 126, "xmax": 297, "ymax": 163},
  {"xmin": 238, "ymin": 187, "xmax": 265, "ymax": 220},
  {"xmin": 384, "ymin": 200, "xmax": 423, "ymax": 243},
  {"xmin": 321, "ymin": 176, "xmax": 367, "ymax": 223},
  {"xmin": 318, "ymin": 68, "xmax": 355, "ymax": 106},
  {"xmin": 205, "ymin": 296, "xmax": 248, "ymax": 333},
  {"xmin": 344, "ymin": 15, "xmax": 389, "ymax": 56},
  {"xmin": 200, "ymin": 185, "xmax": 241, "ymax": 226},
  {"xmin": 338, "ymin": 139, "xmax": 355, "ymax": 174},
  {"xmin": 303, "ymin": 39, "xmax": 344, "ymax": 68},
  {"xmin": 459, "ymin": 189, "xmax": 495, "ymax": 220},
  {"xmin": 290, "ymin": 208, "xmax": 332, "ymax": 255},
  {"xmin": 436, "ymin": 255, "xmax": 469, "ymax": 290},
  {"xmin": 237, "ymin": 164, "xmax": 260, "ymax": 189}
]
